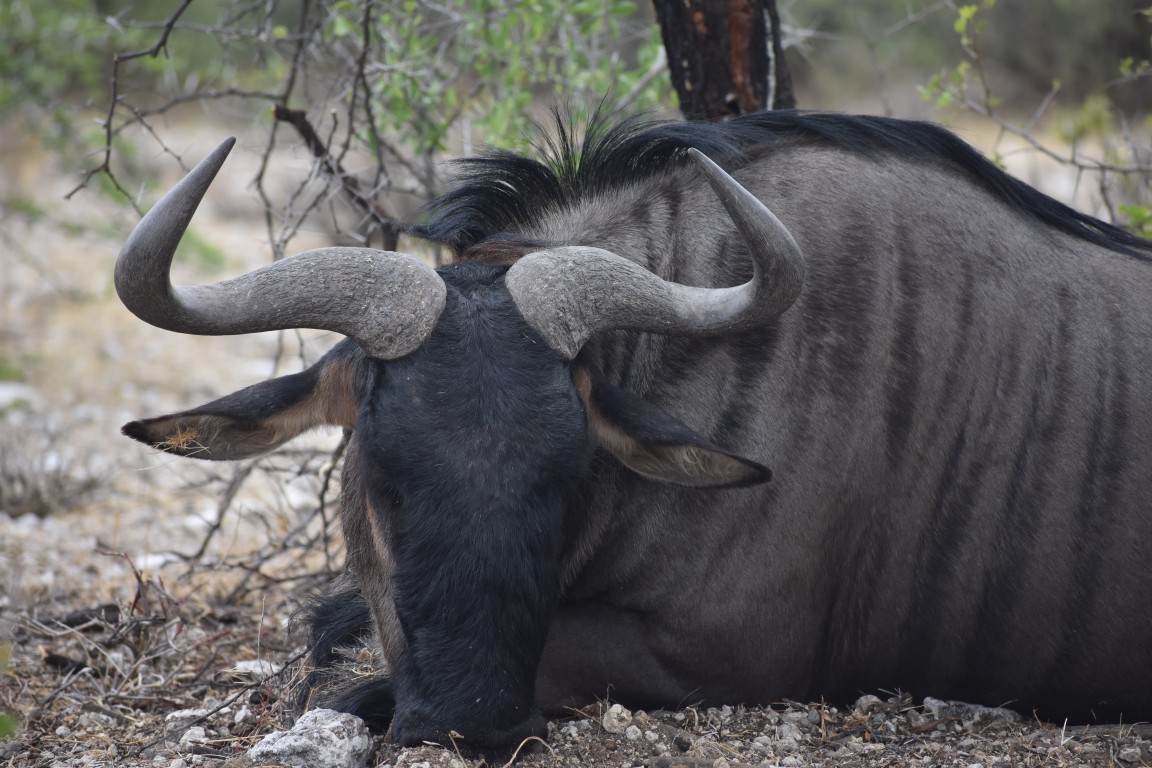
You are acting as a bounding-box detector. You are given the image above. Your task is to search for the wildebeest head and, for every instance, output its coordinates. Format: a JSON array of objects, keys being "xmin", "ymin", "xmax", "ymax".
[{"xmin": 116, "ymin": 138, "xmax": 803, "ymax": 749}]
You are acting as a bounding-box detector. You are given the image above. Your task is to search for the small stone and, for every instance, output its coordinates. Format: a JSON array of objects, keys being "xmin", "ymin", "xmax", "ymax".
[
  {"xmin": 625, "ymin": 724, "xmax": 643, "ymax": 741},
  {"xmin": 854, "ymin": 694, "xmax": 883, "ymax": 714},
  {"xmin": 166, "ymin": 708, "xmax": 211, "ymax": 726},
  {"xmin": 1119, "ymin": 746, "xmax": 1142, "ymax": 763},
  {"xmin": 645, "ymin": 730, "xmax": 659, "ymax": 743},
  {"xmin": 179, "ymin": 727, "xmax": 207, "ymax": 751},
  {"xmin": 248, "ymin": 709, "xmax": 371, "ymax": 768},
  {"xmin": 54, "ymin": 725, "xmax": 72, "ymax": 737},
  {"xmin": 601, "ymin": 703, "xmax": 633, "ymax": 734},
  {"xmin": 774, "ymin": 723, "xmax": 803, "ymax": 743}
]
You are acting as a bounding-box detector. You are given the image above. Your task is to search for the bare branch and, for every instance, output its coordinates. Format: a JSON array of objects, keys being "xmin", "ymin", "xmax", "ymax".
[
  {"xmin": 67, "ymin": 0, "xmax": 196, "ymax": 203},
  {"xmin": 272, "ymin": 105, "xmax": 404, "ymax": 251}
]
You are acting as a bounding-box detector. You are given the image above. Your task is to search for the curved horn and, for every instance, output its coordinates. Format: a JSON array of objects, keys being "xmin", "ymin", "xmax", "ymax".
[
  {"xmin": 506, "ymin": 148, "xmax": 804, "ymax": 359},
  {"xmin": 116, "ymin": 138, "xmax": 446, "ymax": 359}
]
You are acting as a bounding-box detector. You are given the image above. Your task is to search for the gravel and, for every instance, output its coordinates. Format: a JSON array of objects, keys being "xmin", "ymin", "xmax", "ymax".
[{"xmin": 4, "ymin": 587, "xmax": 1151, "ymax": 768}]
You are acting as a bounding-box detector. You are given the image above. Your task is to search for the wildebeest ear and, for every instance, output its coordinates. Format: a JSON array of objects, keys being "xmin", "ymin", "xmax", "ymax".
[
  {"xmin": 122, "ymin": 347, "xmax": 361, "ymax": 461},
  {"xmin": 572, "ymin": 363, "xmax": 771, "ymax": 488}
]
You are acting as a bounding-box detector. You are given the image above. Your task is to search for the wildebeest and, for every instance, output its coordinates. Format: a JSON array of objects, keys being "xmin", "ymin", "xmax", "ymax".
[{"xmin": 116, "ymin": 111, "xmax": 1152, "ymax": 750}]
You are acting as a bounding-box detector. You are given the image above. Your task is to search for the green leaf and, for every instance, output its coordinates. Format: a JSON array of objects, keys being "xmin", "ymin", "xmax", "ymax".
[{"xmin": 1120, "ymin": 205, "xmax": 1152, "ymax": 236}]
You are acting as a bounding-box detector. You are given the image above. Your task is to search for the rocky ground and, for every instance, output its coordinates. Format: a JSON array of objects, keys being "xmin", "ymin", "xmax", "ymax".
[{"xmin": 3, "ymin": 578, "xmax": 1151, "ymax": 768}]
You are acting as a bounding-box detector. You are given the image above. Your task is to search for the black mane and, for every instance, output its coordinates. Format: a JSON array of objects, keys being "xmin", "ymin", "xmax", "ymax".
[{"xmin": 414, "ymin": 109, "xmax": 1152, "ymax": 260}]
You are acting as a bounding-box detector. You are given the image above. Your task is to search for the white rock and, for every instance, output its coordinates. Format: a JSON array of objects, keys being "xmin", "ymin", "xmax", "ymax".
[
  {"xmin": 165, "ymin": 708, "xmax": 211, "ymax": 727},
  {"xmin": 624, "ymin": 724, "xmax": 642, "ymax": 741},
  {"xmin": 774, "ymin": 723, "xmax": 803, "ymax": 743},
  {"xmin": 248, "ymin": 709, "xmax": 372, "ymax": 768},
  {"xmin": 601, "ymin": 703, "xmax": 633, "ymax": 734},
  {"xmin": 178, "ymin": 727, "xmax": 207, "ymax": 751}
]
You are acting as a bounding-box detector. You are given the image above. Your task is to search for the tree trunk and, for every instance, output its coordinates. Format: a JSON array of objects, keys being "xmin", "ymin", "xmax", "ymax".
[{"xmin": 654, "ymin": 0, "xmax": 796, "ymax": 120}]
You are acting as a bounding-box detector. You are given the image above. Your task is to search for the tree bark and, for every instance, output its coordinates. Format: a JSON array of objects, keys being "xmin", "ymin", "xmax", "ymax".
[{"xmin": 653, "ymin": 0, "xmax": 796, "ymax": 120}]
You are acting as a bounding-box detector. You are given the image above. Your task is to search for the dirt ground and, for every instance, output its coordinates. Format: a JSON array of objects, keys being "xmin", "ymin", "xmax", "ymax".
[
  {"xmin": 3, "ymin": 588, "xmax": 1152, "ymax": 768},
  {"xmin": 2, "ymin": 122, "xmax": 1151, "ymax": 767}
]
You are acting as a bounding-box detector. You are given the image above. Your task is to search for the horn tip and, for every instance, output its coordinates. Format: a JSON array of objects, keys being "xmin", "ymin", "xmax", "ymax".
[
  {"xmin": 209, "ymin": 136, "xmax": 237, "ymax": 164},
  {"xmin": 686, "ymin": 146, "xmax": 725, "ymax": 175},
  {"xmin": 685, "ymin": 147, "xmax": 709, "ymax": 164}
]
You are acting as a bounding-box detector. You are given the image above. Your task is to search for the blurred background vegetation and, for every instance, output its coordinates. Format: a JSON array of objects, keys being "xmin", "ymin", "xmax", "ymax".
[
  {"xmin": 789, "ymin": 0, "xmax": 1151, "ymax": 113},
  {"xmin": 0, "ymin": 0, "xmax": 1148, "ymax": 220},
  {"xmin": 5, "ymin": 1, "xmax": 1150, "ymax": 145}
]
